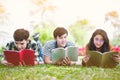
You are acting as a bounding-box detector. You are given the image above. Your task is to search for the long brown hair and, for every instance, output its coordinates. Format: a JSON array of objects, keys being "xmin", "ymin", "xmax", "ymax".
[{"xmin": 87, "ymin": 29, "xmax": 110, "ymax": 53}]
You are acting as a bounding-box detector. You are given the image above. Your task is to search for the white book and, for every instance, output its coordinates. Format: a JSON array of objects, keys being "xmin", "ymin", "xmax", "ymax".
[{"xmin": 52, "ymin": 46, "xmax": 78, "ymax": 63}]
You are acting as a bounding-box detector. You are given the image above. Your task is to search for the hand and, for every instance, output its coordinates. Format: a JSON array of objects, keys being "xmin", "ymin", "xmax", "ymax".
[
  {"xmin": 112, "ymin": 54, "xmax": 120, "ymax": 64},
  {"xmin": 61, "ymin": 57, "xmax": 71, "ymax": 66},
  {"xmin": 82, "ymin": 54, "xmax": 90, "ymax": 63},
  {"xmin": 55, "ymin": 57, "xmax": 71, "ymax": 66},
  {"xmin": 1, "ymin": 60, "xmax": 14, "ymax": 66},
  {"xmin": 55, "ymin": 58, "xmax": 63, "ymax": 66}
]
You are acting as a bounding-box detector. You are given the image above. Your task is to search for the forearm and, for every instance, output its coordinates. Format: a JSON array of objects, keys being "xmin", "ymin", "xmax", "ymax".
[
  {"xmin": 44, "ymin": 60, "xmax": 53, "ymax": 64},
  {"xmin": 44, "ymin": 56, "xmax": 53, "ymax": 64}
]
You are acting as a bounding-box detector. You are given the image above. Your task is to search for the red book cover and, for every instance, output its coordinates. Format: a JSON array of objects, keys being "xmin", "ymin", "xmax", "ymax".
[
  {"xmin": 4, "ymin": 50, "xmax": 20, "ymax": 66},
  {"xmin": 4, "ymin": 49, "xmax": 35, "ymax": 66},
  {"xmin": 20, "ymin": 49, "xmax": 35, "ymax": 66}
]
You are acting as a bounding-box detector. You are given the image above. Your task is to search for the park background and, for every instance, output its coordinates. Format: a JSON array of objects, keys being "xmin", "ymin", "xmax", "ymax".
[
  {"xmin": 0, "ymin": 0, "xmax": 120, "ymax": 47},
  {"xmin": 0, "ymin": 0, "xmax": 120, "ymax": 80}
]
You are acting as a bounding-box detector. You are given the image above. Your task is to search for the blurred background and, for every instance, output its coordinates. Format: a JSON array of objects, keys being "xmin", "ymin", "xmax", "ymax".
[{"xmin": 0, "ymin": 0, "xmax": 120, "ymax": 49}]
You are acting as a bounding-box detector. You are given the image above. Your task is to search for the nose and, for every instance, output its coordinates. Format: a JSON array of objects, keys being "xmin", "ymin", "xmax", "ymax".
[{"xmin": 16, "ymin": 44, "xmax": 22, "ymax": 50}]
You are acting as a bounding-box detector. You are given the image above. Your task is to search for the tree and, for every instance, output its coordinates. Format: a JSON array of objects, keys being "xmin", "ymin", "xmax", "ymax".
[
  {"xmin": 30, "ymin": 0, "xmax": 56, "ymax": 22},
  {"xmin": 69, "ymin": 19, "xmax": 95, "ymax": 46}
]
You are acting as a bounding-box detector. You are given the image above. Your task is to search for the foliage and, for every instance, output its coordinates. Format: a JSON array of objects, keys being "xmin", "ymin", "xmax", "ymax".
[
  {"xmin": 31, "ymin": 21, "xmax": 55, "ymax": 46},
  {"xmin": 111, "ymin": 37, "xmax": 120, "ymax": 47},
  {"xmin": 69, "ymin": 19, "xmax": 95, "ymax": 46},
  {"xmin": 0, "ymin": 47, "xmax": 3, "ymax": 54},
  {"xmin": 0, "ymin": 64, "xmax": 120, "ymax": 80},
  {"xmin": 31, "ymin": 21, "xmax": 75, "ymax": 46}
]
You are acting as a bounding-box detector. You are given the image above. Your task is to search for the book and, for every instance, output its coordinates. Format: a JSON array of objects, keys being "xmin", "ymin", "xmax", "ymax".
[
  {"xmin": 4, "ymin": 49, "xmax": 35, "ymax": 66},
  {"xmin": 85, "ymin": 50, "xmax": 119, "ymax": 68},
  {"xmin": 51, "ymin": 46, "xmax": 78, "ymax": 63}
]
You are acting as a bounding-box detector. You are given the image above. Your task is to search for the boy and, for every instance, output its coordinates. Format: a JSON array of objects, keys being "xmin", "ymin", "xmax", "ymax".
[
  {"xmin": 43, "ymin": 27, "xmax": 76, "ymax": 66},
  {"xmin": 1, "ymin": 28, "xmax": 43, "ymax": 66}
]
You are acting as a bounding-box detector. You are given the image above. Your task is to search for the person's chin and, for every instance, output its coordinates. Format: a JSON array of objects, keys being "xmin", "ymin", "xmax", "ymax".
[
  {"xmin": 61, "ymin": 45, "xmax": 66, "ymax": 47},
  {"xmin": 96, "ymin": 46, "xmax": 101, "ymax": 49}
]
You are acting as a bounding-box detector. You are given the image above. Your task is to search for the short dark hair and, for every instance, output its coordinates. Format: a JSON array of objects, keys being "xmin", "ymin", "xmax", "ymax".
[
  {"xmin": 13, "ymin": 28, "xmax": 29, "ymax": 41},
  {"xmin": 53, "ymin": 27, "xmax": 68, "ymax": 38}
]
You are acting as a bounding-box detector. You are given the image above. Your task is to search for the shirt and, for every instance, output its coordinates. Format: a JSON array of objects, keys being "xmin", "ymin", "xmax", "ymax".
[
  {"xmin": 43, "ymin": 40, "xmax": 75, "ymax": 60},
  {"xmin": 4, "ymin": 40, "xmax": 43, "ymax": 61}
]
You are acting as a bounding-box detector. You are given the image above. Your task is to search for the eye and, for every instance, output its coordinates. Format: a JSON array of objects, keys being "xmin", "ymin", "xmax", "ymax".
[
  {"xmin": 95, "ymin": 38, "xmax": 99, "ymax": 41},
  {"xmin": 21, "ymin": 43, "xmax": 24, "ymax": 45}
]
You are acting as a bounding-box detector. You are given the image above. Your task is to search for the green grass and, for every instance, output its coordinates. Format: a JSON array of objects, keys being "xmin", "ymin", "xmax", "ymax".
[{"xmin": 0, "ymin": 63, "xmax": 120, "ymax": 80}]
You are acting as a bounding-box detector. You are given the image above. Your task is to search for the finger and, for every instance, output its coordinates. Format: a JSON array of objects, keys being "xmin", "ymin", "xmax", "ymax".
[
  {"xmin": 62, "ymin": 59, "xmax": 67, "ymax": 65},
  {"xmin": 64, "ymin": 57, "xmax": 71, "ymax": 65},
  {"xmin": 66, "ymin": 57, "xmax": 71, "ymax": 65},
  {"xmin": 61, "ymin": 61, "xmax": 66, "ymax": 66},
  {"xmin": 55, "ymin": 58, "xmax": 63, "ymax": 66}
]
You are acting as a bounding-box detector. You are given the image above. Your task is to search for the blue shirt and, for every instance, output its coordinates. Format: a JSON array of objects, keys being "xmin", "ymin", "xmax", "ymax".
[{"xmin": 43, "ymin": 40, "xmax": 75, "ymax": 59}]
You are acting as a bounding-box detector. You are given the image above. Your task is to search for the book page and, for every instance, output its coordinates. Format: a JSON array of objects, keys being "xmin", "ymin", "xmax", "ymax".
[
  {"xmin": 52, "ymin": 48, "xmax": 65, "ymax": 63},
  {"xmin": 86, "ymin": 50, "xmax": 102, "ymax": 67},
  {"xmin": 101, "ymin": 51, "xmax": 118, "ymax": 68},
  {"xmin": 66, "ymin": 46, "xmax": 78, "ymax": 61}
]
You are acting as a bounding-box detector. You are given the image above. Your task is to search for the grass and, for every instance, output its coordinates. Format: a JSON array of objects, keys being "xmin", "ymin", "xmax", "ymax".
[{"xmin": 0, "ymin": 63, "xmax": 120, "ymax": 80}]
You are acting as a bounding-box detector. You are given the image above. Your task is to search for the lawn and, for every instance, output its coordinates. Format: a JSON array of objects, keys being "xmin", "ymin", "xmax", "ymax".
[{"xmin": 0, "ymin": 63, "xmax": 120, "ymax": 80}]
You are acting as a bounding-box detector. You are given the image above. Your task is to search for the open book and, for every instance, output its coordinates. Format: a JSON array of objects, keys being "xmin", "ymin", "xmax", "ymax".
[
  {"xmin": 86, "ymin": 50, "xmax": 119, "ymax": 68},
  {"xmin": 52, "ymin": 46, "xmax": 78, "ymax": 63},
  {"xmin": 4, "ymin": 49, "xmax": 35, "ymax": 66}
]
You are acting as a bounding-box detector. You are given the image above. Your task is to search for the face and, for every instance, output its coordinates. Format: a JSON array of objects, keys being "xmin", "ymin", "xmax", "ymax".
[
  {"xmin": 14, "ymin": 40, "xmax": 29, "ymax": 51},
  {"xmin": 93, "ymin": 34, "xmax": 104, "ymax": 49},
  {"xmin": 55, "ymin": 34, "xmax": 67, "ymax": 47}
]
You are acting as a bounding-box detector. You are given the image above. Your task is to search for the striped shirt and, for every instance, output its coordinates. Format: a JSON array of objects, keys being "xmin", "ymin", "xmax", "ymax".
[{"xmin": 43, "ymin": 40, "xmax": 75, "ymax": 59}]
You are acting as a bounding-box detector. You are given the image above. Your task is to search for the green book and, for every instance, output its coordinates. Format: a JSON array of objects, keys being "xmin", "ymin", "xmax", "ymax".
[
  {"xmin": 86, "ymin": 50, "xmax": 119, "ymax": 68},
  {"xmin": 52, "ymin": 46, "xmax": 78, "ymax": 63}
]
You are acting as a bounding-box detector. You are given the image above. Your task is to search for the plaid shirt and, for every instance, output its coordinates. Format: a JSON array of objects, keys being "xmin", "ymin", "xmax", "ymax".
[
  {"xmin": 43, "ymin": 40, "xmax": 75, "ymax": 60},
  {"xmin": 4, "ymin": 40, "xmax": 42, "ymax": 61}
]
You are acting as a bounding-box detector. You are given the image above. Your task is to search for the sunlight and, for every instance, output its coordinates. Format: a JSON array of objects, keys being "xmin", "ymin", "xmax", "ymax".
[{"xmin": 0, "ymin": 0, "xmax": 120, "ymax": 46}]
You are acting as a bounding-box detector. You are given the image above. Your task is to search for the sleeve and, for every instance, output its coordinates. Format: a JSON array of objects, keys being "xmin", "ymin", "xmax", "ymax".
[
  {"xmin": 67, "ymin": 41, "xmax": 75, "ymax": 46},
  {"xmin": 42, "ymin": 43, "xmax": 52, "ymax": 57},
  {"xmin": 31, "ymin": 42, "xmax": 37, "ymax": 50},
  {"xmin": 4, "ymin": 41, "xmax": 15, "ymax": 50}
]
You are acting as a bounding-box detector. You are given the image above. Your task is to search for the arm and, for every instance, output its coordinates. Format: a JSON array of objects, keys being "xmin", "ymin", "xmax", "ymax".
[
  {"xmin": 44, "ymin": 55, "xmax": 53, "ymax": 64},
  {"xmin": 43, "ymin": 41, "xmax": 54, "ymax": 64}
]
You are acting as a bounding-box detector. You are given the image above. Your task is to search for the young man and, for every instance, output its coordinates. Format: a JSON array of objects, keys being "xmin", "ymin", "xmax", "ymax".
[
  {"xmin": 1, "ymin": 28, "xmax": 43, "ymax": 66},
  {"xmin": 43, "ymin": 27, "xmax": 76, "ymax": 66}
]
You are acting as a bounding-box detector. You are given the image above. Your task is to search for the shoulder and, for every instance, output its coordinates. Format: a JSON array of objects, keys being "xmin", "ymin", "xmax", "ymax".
[
  {"xmin": 66, "ymin": 41, "xmax": 75, "ymax": 45},
  {"xmin": 44, "ymin": 40, "xmax": 56, "ymax": 46},
  {"xmin": 6, "ymin": 41, "xmax": 14, "ymax": 46},
  {"xmin": 28, "ymin": 40, "xmax": 37, "ymax": 48},
  {"xmin": 85, "ymin": 44, "xmax": 89, "ymax": 50},
  {"xmin": 109, "ymin": 44, "xmax": 114, "ymax": 51},
  {"xmin": 26, "ymin": 40, "xmax": 40, "ymax": 50},
  {"xmin": 5, "ymin": 41, "xmax": 16, "ymax": 50},
  {"xmin": 30, "ymin": 40, "xmax": 37, "ymax": 45},
  {"xmin": 43, "ymin": 40, "xmax": 56, "ymax": 49}
]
